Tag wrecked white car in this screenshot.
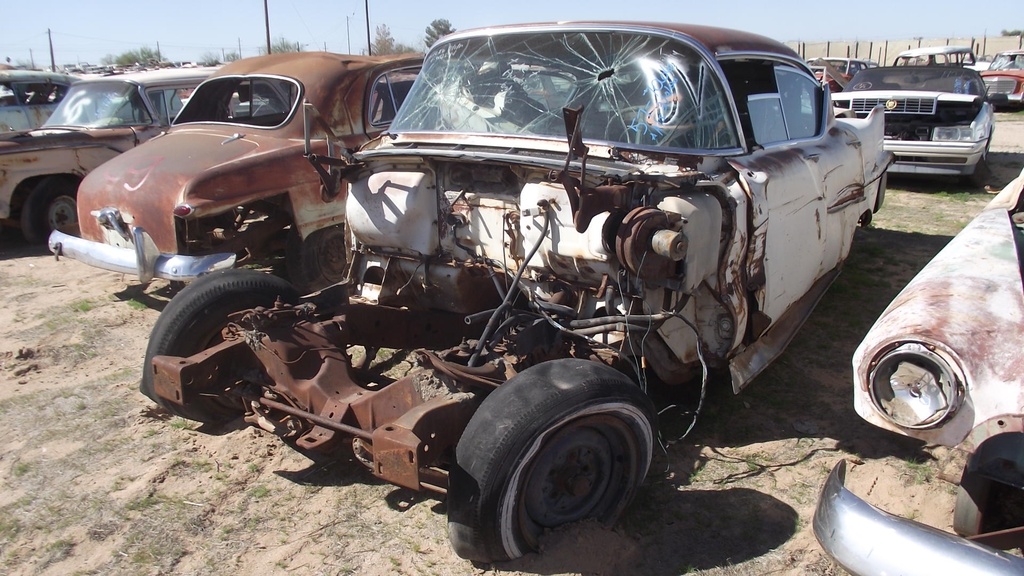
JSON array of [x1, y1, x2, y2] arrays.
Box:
[[832, 65, 1002, 184], [815, 169, 1024, 574], [143, 22, 889, 562]]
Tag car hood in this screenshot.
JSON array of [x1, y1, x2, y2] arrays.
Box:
[[0, 126, 140, 155], [77, 126, 314, 251], [852, 167, 1024, 448]]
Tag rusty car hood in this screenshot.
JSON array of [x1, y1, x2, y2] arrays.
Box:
[[0, 126, 140, 155], [77, 126, 317, 251], [852, 168, 1024, 448]]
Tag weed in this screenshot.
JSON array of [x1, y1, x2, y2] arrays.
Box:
[[126, 495, 162, 511], [904, 458, 933, 484], [70, 299, 94, 313], [169, 418, 191, 430], [126, 299, 148, 311], [13, 461, 30, 477], [250, 485, 270, 499]]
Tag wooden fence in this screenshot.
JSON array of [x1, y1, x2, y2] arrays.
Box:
[[787, 35, 1023, 65]]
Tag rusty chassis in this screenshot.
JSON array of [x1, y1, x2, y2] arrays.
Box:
[[150, 290, 559, 493]]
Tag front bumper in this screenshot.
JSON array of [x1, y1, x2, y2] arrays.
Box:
[[48, 229, 236, 282], [813, 460, 1024, 576], [884, 139, 988, 176]]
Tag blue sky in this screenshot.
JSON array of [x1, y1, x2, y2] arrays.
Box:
[[2, 0, 1020, 67]]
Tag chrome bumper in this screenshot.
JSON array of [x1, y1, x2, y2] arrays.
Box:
[[48, 229, 236, 283], [813, 460, 1024, 576]]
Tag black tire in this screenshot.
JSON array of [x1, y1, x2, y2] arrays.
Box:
[[447, 359, 656, 562], [141, 269, 299, 423], [20, 175, 80, 243], [953, 466, 992, 537], [286, 224, 349, 293]]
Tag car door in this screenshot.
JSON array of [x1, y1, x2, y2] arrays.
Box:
[[725, 60, 869, 328]]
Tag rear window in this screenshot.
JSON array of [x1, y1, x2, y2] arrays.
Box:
[[174, 76, 300, 128]]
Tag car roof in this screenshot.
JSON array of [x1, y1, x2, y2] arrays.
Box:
[[0, 69, 77, 84], [440, 21, 799, 61], [210, 52, 422, 84], [74, 67, 219, 86], [897, 46, 974, 57], [995, 49, 1024, 56]]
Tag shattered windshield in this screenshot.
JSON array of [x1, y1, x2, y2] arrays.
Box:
[[43, 82, 152, 128], [173, 76, 300, 128], [392, 30, 739, 151]]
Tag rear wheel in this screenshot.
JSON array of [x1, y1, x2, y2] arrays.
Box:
[[20, 175, 80, 243], [447, 359, 656, 562], [141, 269, 299, 423]]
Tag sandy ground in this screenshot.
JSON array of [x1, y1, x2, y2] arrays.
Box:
[[1, 115, 1023, 576]]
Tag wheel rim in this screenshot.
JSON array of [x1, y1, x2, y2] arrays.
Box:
[[47, 194, 78, 233], [309, 227, 348, 283], [516, 413, 646, 547]]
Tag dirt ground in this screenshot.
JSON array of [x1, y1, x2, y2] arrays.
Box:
[[1, 114, 1023, 576]]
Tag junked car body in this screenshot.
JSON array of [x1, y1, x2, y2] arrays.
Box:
[[832, 65, 1001, 183], [982, 50, 1024, 109], [814, 168, 1024, 573], [140, 22, 890, 562], [0, 69, 76, 132], [49, 52, 421, 291], [893, 45, 979, 67], [0, 68, 215, 243], [806, 57, 875, 92]]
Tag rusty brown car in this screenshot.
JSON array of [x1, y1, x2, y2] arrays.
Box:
[[49, 52, 421, 291], [1, 68, 215, 243], [138, 22, 890, 562]]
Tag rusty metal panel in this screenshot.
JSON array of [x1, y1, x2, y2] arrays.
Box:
[[853, 170, 1024, 448]]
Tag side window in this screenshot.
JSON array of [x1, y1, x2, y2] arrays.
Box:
[[0, 83, 16, 106], [368, 68, 419, 128], [775, 66, 820, 140], [747, 93, 788, 145]]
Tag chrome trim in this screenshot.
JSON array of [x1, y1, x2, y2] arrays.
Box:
[[48, 229, 236, 282], [813, 461, 1024, 576]]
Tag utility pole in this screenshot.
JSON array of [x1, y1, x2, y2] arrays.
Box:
[[264, 0, 272, 54], [156, 41, 161, 62], [365, 0, 372, 55], [346, 14, 353, 54], [238, 37, 242, 59], [47, 29, 55, 71]]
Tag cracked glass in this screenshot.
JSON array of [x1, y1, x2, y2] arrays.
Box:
[[391, 30, 739, 151]]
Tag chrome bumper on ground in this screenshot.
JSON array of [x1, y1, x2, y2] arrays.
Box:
[[48, 229, 236, 282], [813, 460, 1024, 576]]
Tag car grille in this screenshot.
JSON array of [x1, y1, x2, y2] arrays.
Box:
[[850, 97, 937, 114], [984, 77, 1017, 94]]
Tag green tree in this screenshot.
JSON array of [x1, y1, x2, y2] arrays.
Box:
[[259, 37, 302, 55], [1001, 29, 1023, 36], [371, 24, 417, 55], [101, 46, 161, 67], [222, 51, 241, 63], [199, 52, 222, 66], [424, 18, 455, 49]]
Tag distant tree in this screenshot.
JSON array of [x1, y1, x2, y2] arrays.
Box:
[[222, 51, 241, 63], [424, 19, 455, 48], [371, 24, 417, 55], [259, 37, 302, 55], [102, 47, 161, 67], [199, 52, 222, 66], [1001, 29, 1023, 36], [372, 24, 396, 55]]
